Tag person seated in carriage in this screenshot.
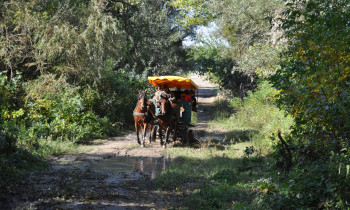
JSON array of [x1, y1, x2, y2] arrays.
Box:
[[190, 90, 197, 111], [153, 85, 176, 114], [161, 85, 176, 103], [181, 90, 192, 101], [173, 85, 182, 101]]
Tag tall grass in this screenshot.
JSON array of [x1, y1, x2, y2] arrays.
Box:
[[153, 144, 270, 209], [209, 80, 294, 155]]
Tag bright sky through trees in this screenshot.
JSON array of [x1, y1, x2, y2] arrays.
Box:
[[183, 22, 229, 47]]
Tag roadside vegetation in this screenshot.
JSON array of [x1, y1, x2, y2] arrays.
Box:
[[0, 0, 192, 188], [210, 80, 294, 156], [152, 0, 350, 208], [154, 147, 269, 209], [153, 80, 294, 209]]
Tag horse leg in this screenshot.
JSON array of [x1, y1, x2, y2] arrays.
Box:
[[163, 127, 171, 149], [173, 121, 178, 142], [135, 122, 141, 145], [151, 125, 157, 143], [148, 121, 153, 144], [141, 123, 147, 147], [159, 126, 163, 146]]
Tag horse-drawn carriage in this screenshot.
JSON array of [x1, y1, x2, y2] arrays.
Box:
[[134, 76, 198, 148]]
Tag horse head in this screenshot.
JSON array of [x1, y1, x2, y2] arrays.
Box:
[[160, 94, 171, 115], [137, 90, 148, 112]]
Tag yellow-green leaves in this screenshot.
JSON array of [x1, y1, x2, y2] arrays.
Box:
[[271, 0, 350, 157], [169, 0, 212, 28]]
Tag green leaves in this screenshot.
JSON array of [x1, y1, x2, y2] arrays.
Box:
[[268, 0, 350, 206], [169, 0, 213, 29], [272, 0, 350, 138], [210, 0, 284, 75]]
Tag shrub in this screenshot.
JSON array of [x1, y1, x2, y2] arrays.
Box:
[[18, 74, 113, 153], [211, 80, 294, 155]]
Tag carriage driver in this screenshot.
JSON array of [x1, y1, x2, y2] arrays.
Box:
[[161, 85, 176, 103], [153, 85, 176, 112], [153, 86, 162, 108]]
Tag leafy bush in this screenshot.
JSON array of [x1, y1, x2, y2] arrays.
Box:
[[255, 156, 350, 209], [271, 0, 350, 158], [211, 80, 294, 155], [0, 64, 137, 157], [0, 148, 46, 190], [0, 73, 25, 152], [19, 74, 113, 149], [263, 0, 350, 208], [187, 180, 239, 209]]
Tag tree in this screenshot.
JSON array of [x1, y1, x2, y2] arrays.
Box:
[[272, 0, 350, 153], [106, 0, 192, 76], [168, 0, 213, 29], [186, 0, 284, 97], [269, 0, 350, 206], [209, 0, 284, 76], [0, 0, 40, 81]]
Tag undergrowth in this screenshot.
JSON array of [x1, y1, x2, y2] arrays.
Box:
[[0, 149, 47, 192], [154, 79, 349, 209], [209, 80, 294, 155], [153, 144, 271, 209], [0, 71, 136, 190], [151, 80, 295, 209]]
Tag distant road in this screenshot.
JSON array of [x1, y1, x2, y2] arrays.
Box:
[[190, 73, 218, 102]]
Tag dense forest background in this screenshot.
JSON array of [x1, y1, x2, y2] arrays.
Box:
[[1, 0, 349, 208]]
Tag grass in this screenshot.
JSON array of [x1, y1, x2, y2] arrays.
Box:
[[152, 143, 270, 209], [150, 80, 294, 209], [126, 143, 142, 150], [0, 149, 47, 191], [209, 81, 294, 156]]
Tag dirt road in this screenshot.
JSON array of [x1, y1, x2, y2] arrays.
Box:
[[3, 74, 218, 209]]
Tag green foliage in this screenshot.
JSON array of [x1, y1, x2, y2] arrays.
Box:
[[272, 0, 350, 150], [0, 0, 39, 80], [239, 44, 282, 77], [108, 0, 192, 76], [211, 168, 236, 184], [169, 0, 213, 29], [211, 0, 283, 48], [271, 0, 350, 170], [208, 0, 284, 76], [188, 39, 257, 98], [0, 73, 25, 154], [255, 157, 350, 209], [153, 146, 270, 209], [187, 180, 239, 209], [19, 74, 114, 149], [210, 80, 294, 155], [0, 73, 24, 119], [0, 149, 46, 191], [266, 0, 350, 207], [33, 0, 123, 84], [187, 0, 285, 98]]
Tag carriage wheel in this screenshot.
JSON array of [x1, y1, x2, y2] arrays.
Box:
[[187, 129, 194, 144], [181, 125, 189, 144]]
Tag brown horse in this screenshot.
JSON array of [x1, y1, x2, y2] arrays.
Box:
[[133, 90, 155, 147], [157, 95, 180, 148]]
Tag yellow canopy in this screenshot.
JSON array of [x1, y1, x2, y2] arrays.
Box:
[[148, 76, 199, 90]]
